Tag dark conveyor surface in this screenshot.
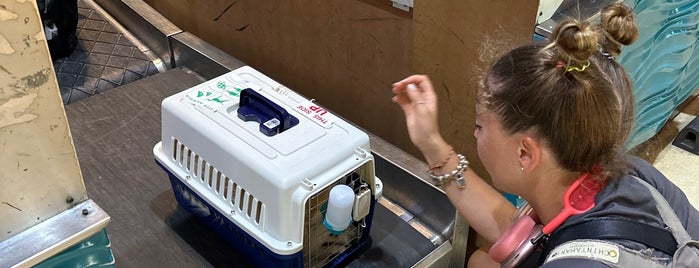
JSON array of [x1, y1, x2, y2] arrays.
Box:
[[65, 67, 436, 267], [55, 0, 159, 105]]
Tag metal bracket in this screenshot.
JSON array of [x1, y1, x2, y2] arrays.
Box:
[[392, 0, 414, 12], [0, 199, 110, 268]]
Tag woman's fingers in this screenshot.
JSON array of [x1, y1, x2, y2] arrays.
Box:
[[405, 83, 421, 102], [392, 94, 413, 116], [394, 75, 432, 92], [392, 75, 438, 117]]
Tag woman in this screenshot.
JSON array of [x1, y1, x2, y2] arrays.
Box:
[[391, 3, 699, 267]]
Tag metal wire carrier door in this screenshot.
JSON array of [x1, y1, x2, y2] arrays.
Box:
[[303, 163, 373, 267]]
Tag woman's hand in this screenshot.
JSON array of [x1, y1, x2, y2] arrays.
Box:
[[391, 75, 443, 152], [393, 75, 516, 245]]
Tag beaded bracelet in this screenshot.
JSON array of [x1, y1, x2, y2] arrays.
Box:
[[430, 154, 468, 188], [429, 153, 469, 189]]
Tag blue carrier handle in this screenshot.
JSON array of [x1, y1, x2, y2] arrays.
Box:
[[237, 88, 299, 136]]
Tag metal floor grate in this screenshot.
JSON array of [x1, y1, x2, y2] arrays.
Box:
[[54, 0, 161, 105]]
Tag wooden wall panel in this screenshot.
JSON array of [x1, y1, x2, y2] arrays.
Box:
[[143, 0, 199, 31], [0, 0, 87, 241], [412, 0, 539, 180]]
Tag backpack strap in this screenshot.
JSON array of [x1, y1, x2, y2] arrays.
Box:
[[544, 239, 667, 268], [631, 176, 692, 245], [544, 218, 677, 256]]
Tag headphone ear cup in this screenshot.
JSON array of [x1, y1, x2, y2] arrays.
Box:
[[489, 214, 537, 263]]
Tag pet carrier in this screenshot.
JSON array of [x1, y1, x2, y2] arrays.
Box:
[[153, 66, 383, 267]]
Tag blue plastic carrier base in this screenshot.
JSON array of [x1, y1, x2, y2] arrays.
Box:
[[157, 161, 374, 268]]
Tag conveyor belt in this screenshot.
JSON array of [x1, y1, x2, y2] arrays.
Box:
[[55, 0, 160, 104]]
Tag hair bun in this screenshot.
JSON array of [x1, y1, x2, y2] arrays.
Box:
[[600, 3, 639, 46], [551, 20, 599, 63]]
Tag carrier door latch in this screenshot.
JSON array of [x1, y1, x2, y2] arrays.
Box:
[[352, 184, 371, 221]]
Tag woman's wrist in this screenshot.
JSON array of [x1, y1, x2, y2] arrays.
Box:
[[429, 153, 469, 189], [427, 146, 454, 171], [418, 137, 452, 166], [416, 136, 470, 189]]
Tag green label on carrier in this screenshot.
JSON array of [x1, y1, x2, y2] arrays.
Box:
[[184, 87, 232, 113]]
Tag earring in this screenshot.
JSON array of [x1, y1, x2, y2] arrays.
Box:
[[520, 166, 525, 172]]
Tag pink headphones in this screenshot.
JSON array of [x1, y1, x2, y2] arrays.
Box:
[[488, 173, 604, 267]]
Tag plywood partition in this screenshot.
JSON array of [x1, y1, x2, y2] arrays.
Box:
[[142, 0, 538, 179], [0, 0, 87, 241], [412, 0, 539, 180]]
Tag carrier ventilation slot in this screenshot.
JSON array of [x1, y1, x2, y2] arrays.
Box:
[[303, 163, 371, 267], [172, 138, 264, 225]]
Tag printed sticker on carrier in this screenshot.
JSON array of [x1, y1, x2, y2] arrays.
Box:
[[153, 65, 382, 268], [295, 100, 338, 128]]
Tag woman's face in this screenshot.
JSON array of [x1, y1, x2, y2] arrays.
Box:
[[474, 107, 525, 194]]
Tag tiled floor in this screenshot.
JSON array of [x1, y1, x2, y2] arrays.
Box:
[[54, 0, 160, 104], [654, 116, 699, 208], [649, 98, 699, 208], [632, 95, 699, 208]]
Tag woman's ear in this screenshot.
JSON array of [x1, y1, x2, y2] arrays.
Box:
[[518, 135, 541, 172]]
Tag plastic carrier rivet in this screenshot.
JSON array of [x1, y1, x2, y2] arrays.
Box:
[[354, 148, 367, 158], [301, 179, 314, 190]]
